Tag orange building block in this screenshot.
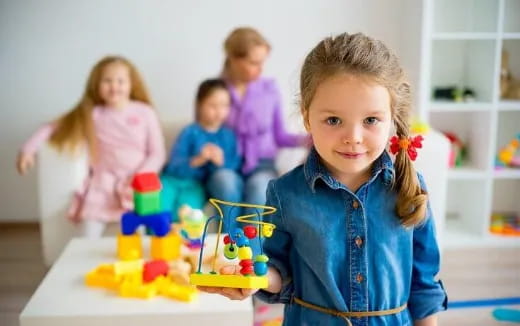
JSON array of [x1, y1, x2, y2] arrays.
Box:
[[151, 232, 181, 260], [117, 233, 143, 260]]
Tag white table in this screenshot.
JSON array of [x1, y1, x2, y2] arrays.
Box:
[[19, 237, 253, 326]]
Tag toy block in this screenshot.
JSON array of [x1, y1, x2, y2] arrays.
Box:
[[85, 264, 120, 290], [134, 191, 161, 216], [121, 211, 171, 236], [117, 233, 142, 260], [143, 260, 168, 283], [155, 276, 198, 302], [131, 172, 162, 192], [151, 232, 181, 260], [190, 273, 268, 289], [113, 259, 143, 276], [119, 280, 157, 299]]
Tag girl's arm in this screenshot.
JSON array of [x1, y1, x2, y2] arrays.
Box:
[[414, 315, 437, 326], [162, 126, 204, 179], [408, 174, 448, 321], [136, 110, 166, 173], [17, 123, 56, 175]]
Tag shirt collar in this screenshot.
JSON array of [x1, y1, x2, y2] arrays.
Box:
[[303, 147, 394, 192]]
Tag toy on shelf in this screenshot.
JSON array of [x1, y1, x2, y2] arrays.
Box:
[[85, 172, 197, 302], [433, 86, 475, 102], [443, 132, 466, 168], [190, 198, 277, 289], [490, 212, 520, 236], [500, 50, 520, 100], [177, 204, 207, 250], [495, 133, 520, 169]]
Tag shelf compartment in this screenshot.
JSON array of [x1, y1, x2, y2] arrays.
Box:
[[433, 0, 499, 33], [495, 110, 520, 170], [490, 179, 520, 237], [432, 40, 497, 103], [430, 111, 492, 171], [504, 0, 520, 33], [445, 179, 490, 239]]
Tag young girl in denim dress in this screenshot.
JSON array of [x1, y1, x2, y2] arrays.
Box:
[[199, 33, 448, 326]]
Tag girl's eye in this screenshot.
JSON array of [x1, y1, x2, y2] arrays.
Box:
[[364, 117, 379, 125], [326, 117, 341, 126]]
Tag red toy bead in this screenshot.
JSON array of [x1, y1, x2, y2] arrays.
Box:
[[239, 259, 253, 266], [223, 235, 232, 244], [243, 226, 257, 239]]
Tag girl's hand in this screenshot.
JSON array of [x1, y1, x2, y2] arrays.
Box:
[[197, 265, 259, 300], [17, 152, 35, 175]]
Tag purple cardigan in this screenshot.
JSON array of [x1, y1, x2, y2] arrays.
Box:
[[225, 78, 306, 174]]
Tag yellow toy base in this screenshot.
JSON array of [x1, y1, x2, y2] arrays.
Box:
[[190, 273, 268, 289]]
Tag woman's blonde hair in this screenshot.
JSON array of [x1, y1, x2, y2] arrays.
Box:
[[49, 56, 152, 160], [300, 32, 427, 226], [222, 27, 270, 75]]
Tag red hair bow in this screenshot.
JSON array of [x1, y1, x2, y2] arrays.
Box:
[[389, 135, 424, 161]]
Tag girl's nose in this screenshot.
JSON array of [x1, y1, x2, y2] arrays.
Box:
[[342, 127, 362, 145]]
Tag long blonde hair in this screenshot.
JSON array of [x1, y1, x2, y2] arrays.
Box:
[[300, 32, 427, 226], [49, 56, 152, 160], [222, 27, 270, 76]]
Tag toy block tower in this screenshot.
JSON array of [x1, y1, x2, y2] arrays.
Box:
[[117, 172, 181, 261]]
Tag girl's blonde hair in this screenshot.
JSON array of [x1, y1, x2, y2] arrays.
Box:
[[300, 32, 427, 226], [49, 56, 152, 160], [222, 27, 271, 75]]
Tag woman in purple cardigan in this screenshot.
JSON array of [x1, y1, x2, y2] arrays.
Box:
[[206, 27, 307, 228]]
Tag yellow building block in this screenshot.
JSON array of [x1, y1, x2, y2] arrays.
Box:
[[190, 273, 268, 289], [85, 264, 120, 291], [155, 276, 198, 302], [119, 280, 157, 299], [117, 233, 142, 260], [151, 232, 181, 260], [113, 259, 143, 276]]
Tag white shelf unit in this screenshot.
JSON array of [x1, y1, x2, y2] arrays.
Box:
[[421, 0, 520, 248]]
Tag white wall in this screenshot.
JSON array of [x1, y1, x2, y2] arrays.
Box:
[[0, 0, 419, 221]]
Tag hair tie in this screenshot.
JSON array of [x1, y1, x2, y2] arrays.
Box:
[[389, 135, 424, 161]]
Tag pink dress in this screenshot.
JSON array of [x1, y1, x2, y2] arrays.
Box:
[[21, 101, 166, 222]]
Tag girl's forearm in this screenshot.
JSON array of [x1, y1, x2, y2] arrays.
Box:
[[414, 315, 437, 326], [265, 266, 282, 294]]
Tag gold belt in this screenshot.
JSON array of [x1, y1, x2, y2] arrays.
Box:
[[293, 297, 407, 326]]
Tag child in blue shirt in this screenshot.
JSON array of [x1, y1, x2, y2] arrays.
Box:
[[161, 79, 240, 221], [198, 33, 447, 325]]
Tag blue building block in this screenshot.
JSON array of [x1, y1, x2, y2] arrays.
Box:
[[121, 211, 172, 236]]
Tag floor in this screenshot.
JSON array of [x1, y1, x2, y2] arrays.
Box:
[[1, 223, 519, 326]]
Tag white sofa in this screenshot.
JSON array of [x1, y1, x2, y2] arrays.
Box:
[[37, 130, 449, 266]]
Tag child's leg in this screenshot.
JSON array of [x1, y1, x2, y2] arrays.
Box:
[[79, 219, 107, 239], [205, 168, 244, 233], [160, 175, 181, 216]]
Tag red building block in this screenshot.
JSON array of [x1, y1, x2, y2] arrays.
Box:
[[132, 172, 162, 192], [143, 260, 169, 283]]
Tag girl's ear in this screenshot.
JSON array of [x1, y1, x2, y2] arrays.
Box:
[[302, 108, 311, 132]]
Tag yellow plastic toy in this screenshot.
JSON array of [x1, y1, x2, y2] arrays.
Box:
[[190, 198, 277, 289]]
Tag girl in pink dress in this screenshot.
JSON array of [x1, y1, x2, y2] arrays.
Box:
[[17, 56, 166, 238]]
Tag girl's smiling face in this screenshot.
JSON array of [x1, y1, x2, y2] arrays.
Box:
[[304, 73, 392, 188]]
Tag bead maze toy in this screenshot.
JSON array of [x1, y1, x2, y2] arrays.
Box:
[[85, 172, 197, 302], [190, 198, 277, 289]]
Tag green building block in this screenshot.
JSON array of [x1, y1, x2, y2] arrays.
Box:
[[134, 191, 161, 216]]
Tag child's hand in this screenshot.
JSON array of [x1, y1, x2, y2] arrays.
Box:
[[197, 265, 259, 300], [208, 145, 224, 166], [17, 152, 35, 175]]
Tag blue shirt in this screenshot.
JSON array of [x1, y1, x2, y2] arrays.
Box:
[[162, 123, 240, 181], [256, 148, 447, 326]]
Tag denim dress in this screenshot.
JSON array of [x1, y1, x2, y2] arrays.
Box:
[[256, 148, 447, 326]]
